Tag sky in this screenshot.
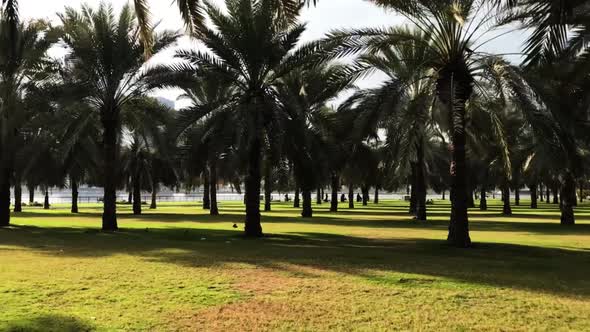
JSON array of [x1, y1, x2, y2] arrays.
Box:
[[19, 0, 529, 107]]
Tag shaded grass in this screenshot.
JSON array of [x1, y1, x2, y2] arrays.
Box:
[[1, 199, 590, 331]]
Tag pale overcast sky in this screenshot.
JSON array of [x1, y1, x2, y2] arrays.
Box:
[[20, 0, 528, 107]]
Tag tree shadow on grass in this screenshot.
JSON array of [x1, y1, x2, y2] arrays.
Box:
[[10, 205, 590, 236], [2, 225, 590, 299], [1, 314, 94, 332]]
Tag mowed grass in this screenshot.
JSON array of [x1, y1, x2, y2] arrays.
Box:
[[1, 199, 590, 331]]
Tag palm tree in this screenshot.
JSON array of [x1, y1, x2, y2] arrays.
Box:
[[56, 3, 178, 230], [56, 102, 101, 213], [322, 1, 528, 247], [277, 65, 354, 217], [345, 28, 437, 220], [0, 11, 53, 226], [151, 0, 317, 236]]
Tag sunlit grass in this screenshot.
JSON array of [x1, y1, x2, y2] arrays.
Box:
[[1, 199, 590, 331]]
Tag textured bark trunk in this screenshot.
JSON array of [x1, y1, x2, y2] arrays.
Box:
[[409, 164, 417, 214], [579, 181, 584, 203], [71, 178, 79, 213], [560, 174, 576, 225], [442, 71, 472, 247], [301, 189, 312, 218], [316, 188, 322, 205], [479, 186, 487, 211], [264, 173, 272, 211], [442, 190, 446, 200], [330, 174, 338, 212], [150, 184, 157, 210], [264, 164, 271, 212], [14, 176, 21, 213], [514, 187, 520, 206], [210, 160, 219, 216], [44, 188, 50, 210], [244, 137, 262, 237], [293, 188, 300, 208], [28, 185, 34, 204], [101, 113, 118, 231], [132, 174, 141, 215], [127, 191, 132, 204], [467, 190, 475, 208], [362, 186, 369, 206], [0, 168, 11, 227], [374, 187, 379, 204], [530, 184, 538, 209], [415, 141, 427, 221], [546, 186, 550, 204], [502, 185, 512, 215], [203, 168, 210, 210], [539, 183, 544, 202], [348, 184, 354, 209]]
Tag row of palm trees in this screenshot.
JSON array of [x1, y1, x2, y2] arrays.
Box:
[[1, 0, 589, 247]]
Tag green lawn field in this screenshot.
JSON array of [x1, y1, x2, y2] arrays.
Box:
[[1, 199, 590, 331]]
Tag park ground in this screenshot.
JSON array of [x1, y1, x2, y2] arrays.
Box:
[[1, 200, 590, 331]]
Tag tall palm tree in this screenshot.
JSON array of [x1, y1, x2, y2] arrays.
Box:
[[321, 0, 526, 247], [0, 11, 53, 226], [150, 0, 317, 236], [56, 2, 179, 230], [277, 65, 354, 217]]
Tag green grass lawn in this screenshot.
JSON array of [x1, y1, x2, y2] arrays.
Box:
[[1, 199, 590, 331]]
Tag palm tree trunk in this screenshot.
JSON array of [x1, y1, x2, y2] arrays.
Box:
[[442, 189, 446, 200], [362, 186, 369, 206], [28, 184, 34, 204], [579, 181, 584, 203], [132, 174, 141, 215], [244, 137, 262, 237], [203, 168, 210, 210], [480, 186, 487, 211], [330, 173, 338, 212], [264, 163, 271, 212], [210, 160, 219, 216], [348, 184, 354, 209], [150, 180, 157, 210], [293, 188, 300, 208], [469, 190, 476, 208], [101, 113, 118, 231], [514, 186, 520, 206], [443, 72, 472, 247], [546, 186, 551, 204], [301, 189, 312, 218], [374, 187, 379, 204], [539, 183, 544, 202], [316, 188, 322, 205], [0, 167, 11, 227], [502, 185, 512, 215], [560, 173, 576, 225], [44, 188, 50, 210], [409, 164, 417, 214], [415, 141, 427, 221], [14, 175, 22, 213], [530, 184, 538, 209], [71, 177, 79, 213]]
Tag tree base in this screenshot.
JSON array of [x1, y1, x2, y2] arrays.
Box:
[[244, 223, 263, 237], [102, 215, 118, 231]]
